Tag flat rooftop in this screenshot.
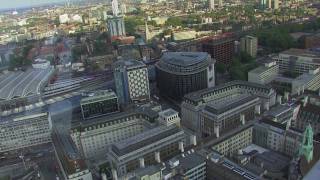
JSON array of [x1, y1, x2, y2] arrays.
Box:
[[265, 104, 291, 117], [249, 63, 277, 74], [113, 59, 146, 70], [160, 52, 209, 67], [0, 68, 54, 101], [280, 48, 320, 60], [80, 90, 117, 105], [175, 152, 206, 172], [204, 95, 259, 114], [159, 108, 178, 117], [184, 80, 274, 102], [111, 125, 183, 156]]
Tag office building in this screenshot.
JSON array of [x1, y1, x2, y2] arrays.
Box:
[[240, 35, 258, 58], [182, 81, 276, 133], [209, 0, 215, 10], [273, 48, 320, 75], [211, 125, 253, 157], [80, 90, 119, 119], [162, 152, 206, 180], [109, 125, 185, 176], [272, 68, 320, 95], [113, 59, 150, 104], [260, 0, 267, 9], [291, 68, 320, 95], [199, 94, 259, 138], [0, 113, 51, 153], [158, 108, 181, 127], [253, 119, 303, 157], [274, 0, 279, 9], [121, 164, 163, 180], [107, 0, 126, 39], [70, 108, 158, 159], [107, 16, 126, 39], [206, 152, 259, 180], [156, 52, 215, 100], [264, 104, 295, 125], [248, 61, 279, 85], [52, 130, 93, 180], [202, 37, 234, 66]]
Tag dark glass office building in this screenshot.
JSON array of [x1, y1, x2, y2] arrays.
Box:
[[80, 90, 119, 119], [156, 52, 215, 100]]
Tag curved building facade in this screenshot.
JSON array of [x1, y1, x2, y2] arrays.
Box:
[[156, 52, 215, 100]]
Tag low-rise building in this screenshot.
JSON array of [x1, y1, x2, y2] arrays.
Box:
[[291, 68, 320, 95], [272, 68, 320, 95], [273, 48, 320, 75], [182, 80, 276, 133], [80, 90, 119, 120], [248, 61, 279, 85], [253, 119, 303, 157], [211, 125, 253, 157], [199, 94, 259, 138], [0, 112, 51, 153], [264, 104, 294, 125], [70, 108, 158, 159], [109, 125, 185, 177], [158, 108, 180, 127], [163, 152, 206, 180], [52, 130, 93, 180]]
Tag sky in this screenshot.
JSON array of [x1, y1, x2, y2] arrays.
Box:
[[0, 0, 67, 10]]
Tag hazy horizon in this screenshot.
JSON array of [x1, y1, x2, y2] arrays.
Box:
[[0, 0, 83, 10]]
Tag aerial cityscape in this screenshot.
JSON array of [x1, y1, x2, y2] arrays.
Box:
[[0, 0, 320, 179]]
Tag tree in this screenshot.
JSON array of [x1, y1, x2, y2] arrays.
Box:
[[124, 17, 144, 35], [230, 66, 246, 80], [239, 51, 254, 63], [165, 17, 183, 27], [215, 63, 226, 74]]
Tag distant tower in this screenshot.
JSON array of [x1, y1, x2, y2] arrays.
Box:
[[112, 0, 120, 16], [145, 20, 150, 42], [209, 0, 215, 10], [218, 0, 223, 7], [107, 0, 126, 40], [299, 124, 314, 163], [120, 3, 127, 14]]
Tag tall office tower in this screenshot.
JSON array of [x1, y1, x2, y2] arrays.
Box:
[[113, 59, 150, 104], [268, 0, 272, 9], [274, 0, 279, 9], [240, 35, 258, 58], [209, 0, 215, 10], [156, 52, 215, 100], [120, 3, 127, 14], [260, 0, 267, 9], [80, 90, 119, 120], [107, 0, 126, 39], [112, 0, 119, 16], [107, 16, 126, 38], [0, 113, 51, 153], [202, 37, 235, 66]]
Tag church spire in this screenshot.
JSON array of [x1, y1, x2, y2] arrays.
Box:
[[299, 124, 314, 163]]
